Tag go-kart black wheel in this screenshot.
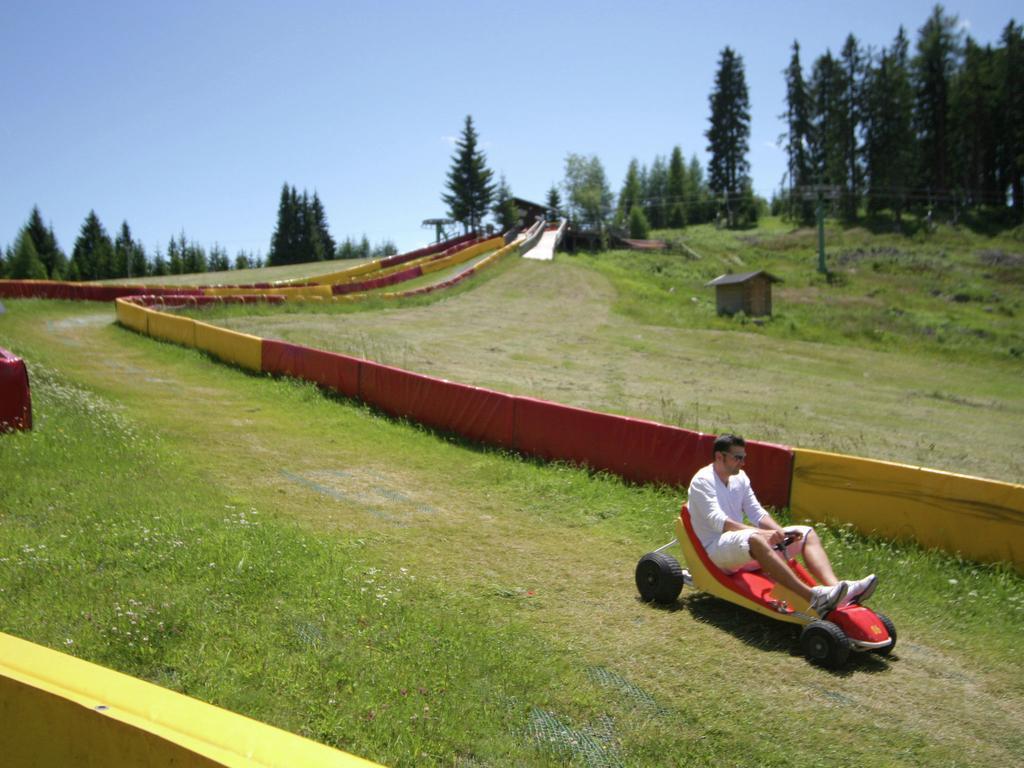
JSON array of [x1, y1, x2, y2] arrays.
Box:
[[872, 612, 897, 655], [635, 552, 684, 605], [800, 620, 851, 668]]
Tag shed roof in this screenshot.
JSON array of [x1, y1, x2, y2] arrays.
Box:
[[705, 270, 782, 287]]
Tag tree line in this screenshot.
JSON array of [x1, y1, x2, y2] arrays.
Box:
[[557, 3, 1022, 239], [0, 206, 266, 281], [780, 5, 1023, 226], [1, 189, 399, 281]]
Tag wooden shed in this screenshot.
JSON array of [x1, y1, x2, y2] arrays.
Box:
[[705, 270, 781, 317]]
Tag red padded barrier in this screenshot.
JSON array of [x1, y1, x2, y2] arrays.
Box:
[[741, 439, 795, 509], [378, 232, 477, 269], [332, 265, 424, 295], [261, 340, 361, 398], [0, 347, 32, 431], [511, 397, 793, 506], [512, 397, 707, 486], [359, 361, 516, 448]]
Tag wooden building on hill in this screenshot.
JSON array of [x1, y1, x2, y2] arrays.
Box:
[[705, 270, 781, 317], [510, 197, 549, 227]]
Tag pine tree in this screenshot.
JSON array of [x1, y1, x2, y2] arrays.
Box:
[[838, 34, 865, 221], [301, 191, 327, 262], [615, 159, 643, 226], [864, 27, 916, 225], [628, 205, 651, 239], [782, 41, 814, 222], [808, 51, 845, 195], [492, 175, 520, 232], [152, 247, 169, 276], [545, 185, 563, 220], [208, 244, 230, 272], [706, 47, 752, 227], [442, 115, 495, 233], [180, 234, 207, 274], [913, 4, 963, 206], [644, 155, 668, 228], [70, 211, 114, 281], [167, 236, 183, 274], [269, 183, 296, 266], [686, 155, 707, 223], [10, 230, 48, 279], [25, 206, 67, 278], [950, 38, 1001, 209], [131, 237, 148, 278], [667, 146, 687, 228], [310, 193, 336, 260], [998, 20, 1024, 220], [113, 221, 147, 279]]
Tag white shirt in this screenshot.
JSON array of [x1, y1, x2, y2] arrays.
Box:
[[687, 463, 769, 549]]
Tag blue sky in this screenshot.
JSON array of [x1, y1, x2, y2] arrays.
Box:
[[1, 1, 1019, 258]]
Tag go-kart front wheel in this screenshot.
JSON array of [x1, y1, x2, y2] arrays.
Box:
[[872, 612, 897, 655], [800, 620, 851, 668], [635, 552, 684, 605]]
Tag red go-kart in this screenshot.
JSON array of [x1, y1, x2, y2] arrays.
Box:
[[635, 505, 896, 668]]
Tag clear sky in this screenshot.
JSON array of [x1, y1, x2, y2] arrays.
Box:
[[1, 1, 1019, 259]]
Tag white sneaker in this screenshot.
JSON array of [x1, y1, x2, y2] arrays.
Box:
[[809, 582, 848, 617], [842, 574, 878, 606]]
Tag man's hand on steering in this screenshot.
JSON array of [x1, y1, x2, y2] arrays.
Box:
[[754, 528, 785, 547]]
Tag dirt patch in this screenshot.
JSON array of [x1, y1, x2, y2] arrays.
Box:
[[834, 246, 910, 266], [775, 285, 883, 307], [977, 249, 1024, 268]]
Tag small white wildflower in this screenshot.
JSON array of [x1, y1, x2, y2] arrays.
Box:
[[948, 579, 958, 585]]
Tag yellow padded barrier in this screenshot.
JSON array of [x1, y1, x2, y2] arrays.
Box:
[[115, 299, 150, 334], [0, 632, 382, 767], [419, 237, 502, 275], [206, 285, 332, 299], [285, 258, 383, 286], [193, 321, 262, 372], [148, 311, 197, 348], [791, 449, 1024, 569]]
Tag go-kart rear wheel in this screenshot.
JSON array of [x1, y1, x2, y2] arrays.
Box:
[[800, 620, 851, 668], [872, 612, 897, 655], [635, 552, 684, 605]]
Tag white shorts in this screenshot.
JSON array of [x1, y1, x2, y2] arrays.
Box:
[[705, 525, 814, 573]]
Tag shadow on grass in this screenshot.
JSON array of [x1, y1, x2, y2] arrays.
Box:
[[643, 591, 895, 677]]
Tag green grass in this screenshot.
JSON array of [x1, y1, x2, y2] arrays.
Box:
[[2, 298, 1023, 766]]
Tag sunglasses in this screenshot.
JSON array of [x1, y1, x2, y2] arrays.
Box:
[[725, 453, 746, 461]]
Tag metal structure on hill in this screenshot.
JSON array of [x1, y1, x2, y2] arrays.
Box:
[[422, 218, 456, 244]]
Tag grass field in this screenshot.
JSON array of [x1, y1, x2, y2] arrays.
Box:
[[2, 290, 1023, 766], [190, 219, 1024, 482]]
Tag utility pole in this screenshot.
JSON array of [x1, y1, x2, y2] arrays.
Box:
[[799, 185, 838, 275], [816, 192, 827, 274]]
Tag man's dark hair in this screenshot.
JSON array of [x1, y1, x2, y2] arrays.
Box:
[[713, 433, 745, 456]]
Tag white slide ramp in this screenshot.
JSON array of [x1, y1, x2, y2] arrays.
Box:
[[523, 219, 566, 261]]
